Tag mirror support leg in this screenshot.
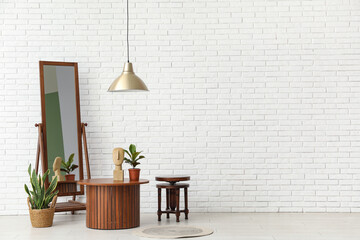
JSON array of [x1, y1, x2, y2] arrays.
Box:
[[35, 136, 40, 174], [82, 123, 91, 179], [35, 123, 45, 175]]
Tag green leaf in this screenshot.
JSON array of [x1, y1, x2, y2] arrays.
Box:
[[28, 164, 31, 176], [44, 190, 58, 208], [42, 169, 50, 184], [129, 144, 136, 155], [124, 150, 131, 158], [136, 155, 145, 161], [30, 172, 36, 194], [70, 164, 78, 172], [35, 195, 41, 209], [32, 170, 40, 196], [132, 151, 141, 161], [68, 153, 74, 162], [124, 158, 135, 168], [45, 177, 58, 197], [24, 184, 31, 197], [60, 168, 69, 174], [68, 154, 74, 166], [38, 175, 42, 189], [29, 198, 35, 209], [40, 183, 45, 209], [61, 160, 67, 168]]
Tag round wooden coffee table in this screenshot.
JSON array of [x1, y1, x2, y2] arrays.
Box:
[[78, 178, 149, 230]]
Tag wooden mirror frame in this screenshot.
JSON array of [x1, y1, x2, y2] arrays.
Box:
[[39, 61, 85, 195]]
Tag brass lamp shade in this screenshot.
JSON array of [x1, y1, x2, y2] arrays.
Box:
[[108, 62, 148, 92]]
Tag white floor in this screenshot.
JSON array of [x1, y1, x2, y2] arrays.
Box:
[[1, 213, 360, 240]]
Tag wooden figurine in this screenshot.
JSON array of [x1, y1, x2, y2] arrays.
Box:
[[113, 148, 124, 181], [53, 156, 65, 181]]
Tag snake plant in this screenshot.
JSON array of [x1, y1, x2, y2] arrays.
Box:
[[124, 144, 145, 168], [24, 164, 59, 209]]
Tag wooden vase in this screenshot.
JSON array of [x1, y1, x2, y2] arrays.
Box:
[[129, 168, 140, 181]]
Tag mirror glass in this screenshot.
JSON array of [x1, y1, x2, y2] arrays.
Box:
[[42, 64, 80, 181]]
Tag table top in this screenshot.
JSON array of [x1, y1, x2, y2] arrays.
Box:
[[155, 176, 190, 182], [78, 178, 149, 186]]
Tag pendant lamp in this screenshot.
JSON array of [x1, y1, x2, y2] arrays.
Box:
[[108, 0, 148, 92]]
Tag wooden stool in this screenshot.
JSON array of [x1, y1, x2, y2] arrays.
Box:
[[155, 176, 190, 222]]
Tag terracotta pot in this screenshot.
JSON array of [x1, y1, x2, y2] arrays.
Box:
[[28, 196, 57, 228], [65, 174, 75, 181], [129, 168, 140, 181]]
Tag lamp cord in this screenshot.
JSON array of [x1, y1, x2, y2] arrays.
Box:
[[127, 0, 129, 63]]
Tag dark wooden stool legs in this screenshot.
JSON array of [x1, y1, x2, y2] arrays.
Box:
[[157, 183, 189, 222], [184, 187, 188, 219], [166, 189, 170, 218], [176, 189, 180, 222], [157, 188, 161, 221], [169, 189, 177, 210]]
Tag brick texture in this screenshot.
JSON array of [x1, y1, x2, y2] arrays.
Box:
[[1, 0, 360, 214]]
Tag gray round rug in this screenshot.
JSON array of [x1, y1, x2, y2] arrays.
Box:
[[134, 225, 214, 239]]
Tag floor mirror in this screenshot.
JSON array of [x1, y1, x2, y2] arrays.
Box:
[[36, 61, 91, 213]]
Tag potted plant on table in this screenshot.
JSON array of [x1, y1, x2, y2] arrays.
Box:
[[61, 153, 78, 181], [24, 164, 59, 228], [124, 144, 145, 181]]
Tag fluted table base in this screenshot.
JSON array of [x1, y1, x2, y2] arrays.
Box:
[[85, 184, 140, 229]]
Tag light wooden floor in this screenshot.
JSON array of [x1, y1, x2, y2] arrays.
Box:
[[1, 213, 360, 240]]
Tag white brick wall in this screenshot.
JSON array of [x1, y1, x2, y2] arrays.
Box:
[[1, 0, 360, 215]]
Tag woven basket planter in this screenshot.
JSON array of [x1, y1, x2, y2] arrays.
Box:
[[27, 196, 57, 228]]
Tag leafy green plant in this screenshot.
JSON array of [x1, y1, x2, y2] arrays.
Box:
[[124, 144, 145, 168], [61, 153, 78, 174], [24, 164, 59, 209]]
